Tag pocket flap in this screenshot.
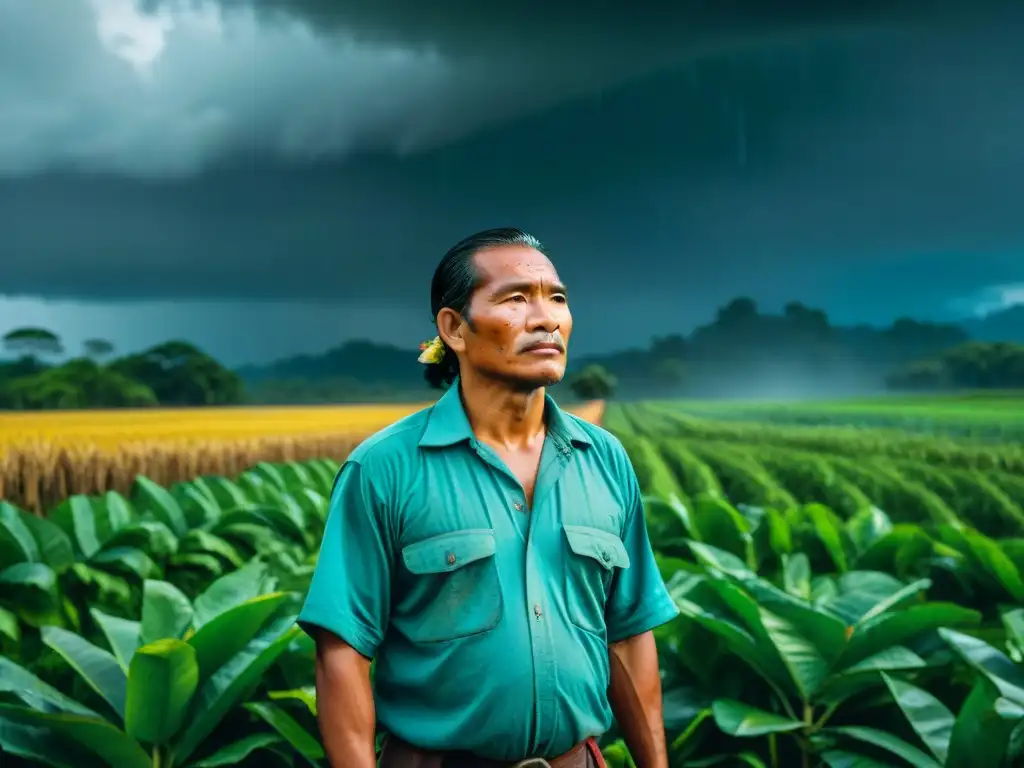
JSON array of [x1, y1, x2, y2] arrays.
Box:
[[402, 529, 496, 575], [564, 525, 630, 570]]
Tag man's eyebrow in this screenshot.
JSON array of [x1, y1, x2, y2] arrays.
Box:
[[494, 280, 569, 296]]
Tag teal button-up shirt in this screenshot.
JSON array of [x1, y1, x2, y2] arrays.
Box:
[[297, 383, 679, 760]]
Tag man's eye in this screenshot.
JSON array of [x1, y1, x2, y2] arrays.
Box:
[[552, 294, 567, 303], [508, 294, 527, 303]]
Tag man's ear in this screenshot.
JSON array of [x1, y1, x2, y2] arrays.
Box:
[[436, 307, 467, 354]]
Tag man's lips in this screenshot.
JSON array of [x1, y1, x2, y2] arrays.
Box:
[[522, 342, 564, 355]]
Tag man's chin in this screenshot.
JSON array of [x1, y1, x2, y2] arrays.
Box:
[[515, 362, 565, 390]]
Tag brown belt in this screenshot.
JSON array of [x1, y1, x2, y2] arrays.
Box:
[[379, 734, 606, 768]]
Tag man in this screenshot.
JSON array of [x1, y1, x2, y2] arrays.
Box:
[[298, 228, 678, 768]]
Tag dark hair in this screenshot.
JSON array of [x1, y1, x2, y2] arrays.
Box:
[[425, 227, 545, 389]]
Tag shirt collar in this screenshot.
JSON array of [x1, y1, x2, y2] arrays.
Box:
[[418, 376, 593, 450]]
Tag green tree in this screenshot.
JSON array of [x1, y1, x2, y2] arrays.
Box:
[[83, 338, 115, 362], [2, 327, 63, 360], [567, 364, 617, 400], [110, 341, 245, 406]]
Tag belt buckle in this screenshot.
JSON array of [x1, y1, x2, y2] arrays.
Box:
[[510, 761, 551, 768]]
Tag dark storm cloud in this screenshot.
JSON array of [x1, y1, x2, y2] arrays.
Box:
[[1, 0, 1022, 341]]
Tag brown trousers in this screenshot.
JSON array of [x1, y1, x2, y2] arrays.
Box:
[[378, 735, 607, 768]]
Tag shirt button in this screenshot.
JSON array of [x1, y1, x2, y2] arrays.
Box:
[[534, 603, 542, 619], [514, 502, 524, 512], [447, 552, 456, 565]]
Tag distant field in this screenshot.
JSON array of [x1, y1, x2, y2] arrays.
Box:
[[0, 402, 435, 451], [0, 400, 605, 512], [641, 390, 1024, 440]]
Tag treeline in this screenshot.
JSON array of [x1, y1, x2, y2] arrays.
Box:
[[886, 341, 1024, 391], [2, 295, 1022, 409], [0, 328, 243, 409], [582, 298, 1021, 397]]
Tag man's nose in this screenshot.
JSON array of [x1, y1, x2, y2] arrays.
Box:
[[526, 297, 563, 332]]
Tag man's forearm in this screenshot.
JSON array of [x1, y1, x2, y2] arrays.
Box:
[[315, 631, 377, 768], [607, 631, 669, 768]]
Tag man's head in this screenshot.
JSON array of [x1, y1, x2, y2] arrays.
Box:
[[425, 227, 572, 392]]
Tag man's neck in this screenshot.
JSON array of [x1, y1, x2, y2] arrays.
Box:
[[457, 374, 548, 451]]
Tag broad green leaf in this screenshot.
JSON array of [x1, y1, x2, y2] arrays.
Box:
[[843, 646, 926, 674], [808, 503, 850, 573], [882, 673, 954, 764], [939, 628, 1024, 705], [179, 529, 244, 568], [824, 571, 910, 625], [825, 725, 942, 768], [963, 529, 1024, 602], [132, 476, 188, 537], [191, 560, 269, 629], [687, 541, 756, 581], [673, 597, 786, 691], [268, 686, 317, 716], [0, 703, 149, 768], [125, 638, 199, 744], [0, 656, 100, 716], [91, 546, 158, 579], [90, 608, 141, 671], [0, 606, 19, 643], [0, 501, 39, 562], [1002, 607, 1024, 662], [245, 702, 324, 764], [171, 617, 301, 764], [858, 579, 931, 624], [189, 731, 284, 767], [602, 739, 637, 768], [140, 579, 194, 644], [841, 603, 981, 668], [783, 553, 811, 600], [691, 496, 752, 562], [41, 626, 127, 720], [946, 677, 1023, 768], [0, 562, 60, 626], [820, 750, 894, 768], [50, 496, 103, 559], [188, 592, 291, 678], [0, 716, 97, 768], [710, 699, 803, 737], [19, 511, 75, 572], [101, 491, 136, 532], [846, 507, 893, 554]]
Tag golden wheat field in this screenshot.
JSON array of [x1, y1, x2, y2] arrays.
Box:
[[0, 400, 605, 513]]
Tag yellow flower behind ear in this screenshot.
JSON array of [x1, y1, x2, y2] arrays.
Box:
[[418, 336, 446, 364]]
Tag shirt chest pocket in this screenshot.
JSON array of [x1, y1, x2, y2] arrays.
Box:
[[563, 524, 630, 636], [397, 529, 503, 644]]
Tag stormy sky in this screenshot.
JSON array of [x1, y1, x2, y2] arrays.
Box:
[[1, 0, 1023, 366]]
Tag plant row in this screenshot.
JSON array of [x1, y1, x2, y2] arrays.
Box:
[[610, 406, 1024, 538], [609, 402, 1024, 475]]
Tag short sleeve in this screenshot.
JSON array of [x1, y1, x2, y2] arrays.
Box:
[[605, 453, 680, 644], [297, 460, 393, 658]]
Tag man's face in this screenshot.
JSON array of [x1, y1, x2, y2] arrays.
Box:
[[455, 244, 572, 390]]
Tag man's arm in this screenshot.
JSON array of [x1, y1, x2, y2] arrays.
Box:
[[608, 631, 668, 768], [297, 459, 394, 768], [314, 629, 377, 768], [604, 439, 680, 768]]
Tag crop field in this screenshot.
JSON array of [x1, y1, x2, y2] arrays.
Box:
[[0, 395, 1022, 767], [645, 391, 1024, 441], [0, 400, 605, 513]]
